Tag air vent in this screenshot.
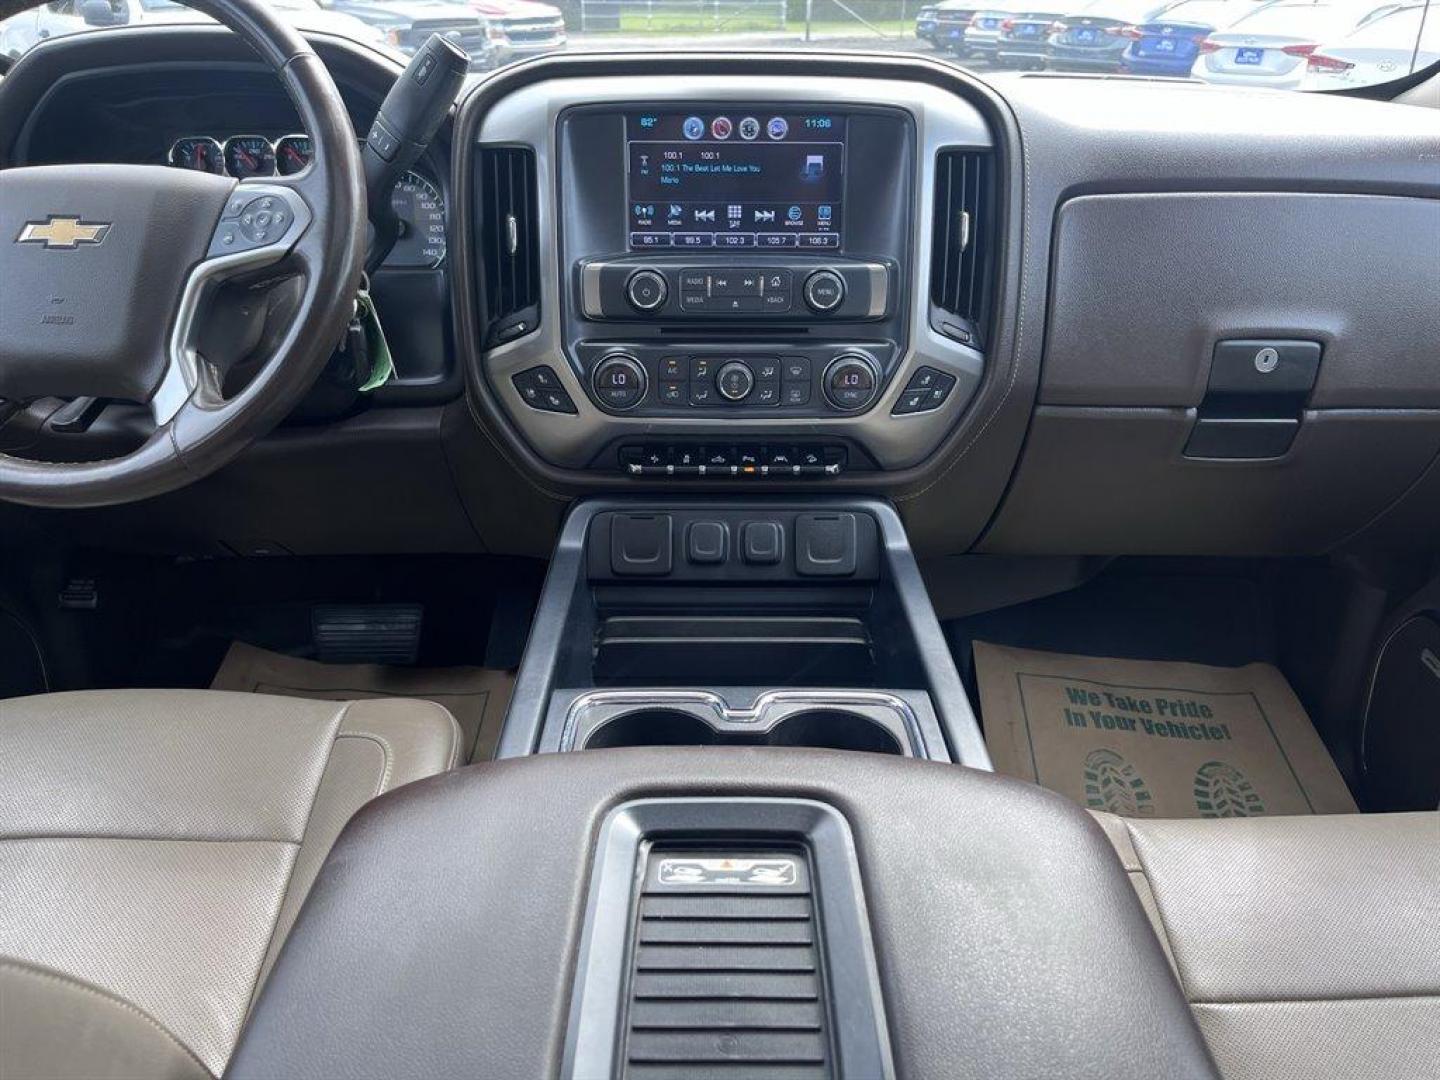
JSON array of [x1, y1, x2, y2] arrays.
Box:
[[623, 850, 831, 1079], [930, 149, 997, 348], [475, 145, 539, 348]]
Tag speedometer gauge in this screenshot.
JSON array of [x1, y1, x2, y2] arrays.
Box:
[[223, 135, 276, 179], [169, 136, 224, 174], [386, 171, 447, 269]]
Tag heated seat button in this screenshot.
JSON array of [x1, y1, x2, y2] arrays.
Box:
[[512, 366, 577, 414], [892, 366, 956, 415], [686, 521, 729, 565], [742, 521, 784, 565]]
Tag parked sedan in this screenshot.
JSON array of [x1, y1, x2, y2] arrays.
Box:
[[931, 1, 982, 52], [965, 0, 1025, 60], [995, 0, 1086, 68], [1192, 0, 1395, 89], [1119, 0, 1264, 76], [1303, 1, 1440, 88], [1047, 0, 1177, 71]]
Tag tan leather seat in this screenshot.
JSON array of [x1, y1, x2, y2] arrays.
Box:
[[1094, 811, 1440, 1080], [0, 689, 461, 1080]]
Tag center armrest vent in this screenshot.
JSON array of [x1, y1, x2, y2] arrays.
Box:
[[623, 848, 832, 1078], [930, 148, 996, 347], [476, 145, 539, 348]]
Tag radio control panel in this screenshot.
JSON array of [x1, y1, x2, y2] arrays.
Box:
[[580, 260, 890, 321]]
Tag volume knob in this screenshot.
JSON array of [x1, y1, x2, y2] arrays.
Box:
[[625, 269, 668, 312]]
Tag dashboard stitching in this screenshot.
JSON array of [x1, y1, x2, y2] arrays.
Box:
[[896, 107, 1027, 505]]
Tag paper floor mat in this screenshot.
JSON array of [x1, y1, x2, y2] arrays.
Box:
[[211, 641, 514, 763], [973, 642, 1356, 818]]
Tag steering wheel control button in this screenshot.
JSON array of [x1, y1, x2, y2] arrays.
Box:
[[625, 269, 669, 312], [892, 366, 957, 415], [592, 354, 647, 411], [824, 354, 879, 411], [512, 366, 577, 415], [716, 361, 756, 402], [803, 270, 846, 313]]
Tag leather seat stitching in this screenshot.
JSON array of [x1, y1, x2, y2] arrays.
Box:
[[0, 957, 213, 1078]]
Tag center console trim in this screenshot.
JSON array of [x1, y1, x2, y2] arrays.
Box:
[[558, 687, 930, 756]]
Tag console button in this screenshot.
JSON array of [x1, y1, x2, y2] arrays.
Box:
[[717, 361, 756, 402], [803, 270, 846, 313], [511, 366, 577, 414], [782, 383, 811, 406], [592, 354, 647, 411], [659, 356, 687, 379], [782, 358, 811, 382], [754, 381, 780, 406], [610, 514, 673, 577], [795, 513, 858, 577], [625, 269, 668, 312], [659, 381, 686, 405], [824, 354, 879, 412], [689, 381, 716, 406], [686, 521, 729, 565], [742, 521, 784, 565], [689, 357, 715, 380], [893, 366, 958, 415]]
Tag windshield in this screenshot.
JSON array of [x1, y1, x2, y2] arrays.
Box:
[[2, 0, 1435, 91]]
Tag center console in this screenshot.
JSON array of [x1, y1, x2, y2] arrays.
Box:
[[495, 497, 991, 768], [470, 75, 995, 476]]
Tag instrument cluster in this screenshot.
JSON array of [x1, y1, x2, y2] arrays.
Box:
[[167, 133, 447, 269]]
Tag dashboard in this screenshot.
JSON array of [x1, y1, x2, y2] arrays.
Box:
[[2, 29, 1440, 563]]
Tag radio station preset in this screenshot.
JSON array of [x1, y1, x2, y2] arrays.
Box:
[[625, 110, 845, 250]]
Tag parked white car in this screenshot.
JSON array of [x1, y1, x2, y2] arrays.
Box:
[[1, 0, 384, 62], [964, 0, 1027, 59], [1302, 1, 1440, 88], [1191, 0, 1408, 89]]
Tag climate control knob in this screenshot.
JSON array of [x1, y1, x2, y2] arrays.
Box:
[[803, 270, 846, 313], [823, 353, 880, 412], [625, 269, 668, 312], [716, 361, 756, 402], [592, 354, 648, 411]]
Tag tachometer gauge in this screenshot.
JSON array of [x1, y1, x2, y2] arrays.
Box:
[[169, 136, 224, 174], [223, 135, 276, 179], [274, 134, 313, 176], [386, 171, 447, 269]]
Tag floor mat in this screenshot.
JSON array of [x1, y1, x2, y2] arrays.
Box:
[[974, 642, 1356, 818], [211, 641, 514, 763]]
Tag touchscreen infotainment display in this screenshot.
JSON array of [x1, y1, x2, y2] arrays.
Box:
[[625, 110, 845, 251]]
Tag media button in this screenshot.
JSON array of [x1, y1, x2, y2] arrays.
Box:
[[680, 271, 708, 292], [738, 116, 761, 140], [711, 116, 733, 139]]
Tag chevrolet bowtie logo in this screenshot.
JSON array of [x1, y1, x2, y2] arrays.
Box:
[[17, 216, 112, 249]]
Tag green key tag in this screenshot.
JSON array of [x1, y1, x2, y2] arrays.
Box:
[[355, 285, 395, 392]]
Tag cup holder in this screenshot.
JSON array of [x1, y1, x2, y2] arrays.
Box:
[[580, 703, 906, 756]]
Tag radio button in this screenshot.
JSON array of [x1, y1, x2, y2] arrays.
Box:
[[717, 361, 756, 402], [804, 270, 846, 313], [625, 270, 668, 312]]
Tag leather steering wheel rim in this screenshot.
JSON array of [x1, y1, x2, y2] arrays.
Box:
[[0, 0, 366, 508]]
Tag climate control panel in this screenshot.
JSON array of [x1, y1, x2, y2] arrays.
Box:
[[573, 343, 894, 417], [580, 260, 890, 321]]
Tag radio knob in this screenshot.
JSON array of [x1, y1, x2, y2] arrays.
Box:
[[716, 361, 756, 402], [592, 354, 648, 411], [803, 270, 846, 313], [625, 269, 668, 313], [823, 353, 880, 412]]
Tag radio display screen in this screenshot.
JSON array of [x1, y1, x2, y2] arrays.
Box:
[[625, 110, 845, 251]]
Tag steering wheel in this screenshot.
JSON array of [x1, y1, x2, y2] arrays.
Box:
[[0, 0, 365, 507]]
